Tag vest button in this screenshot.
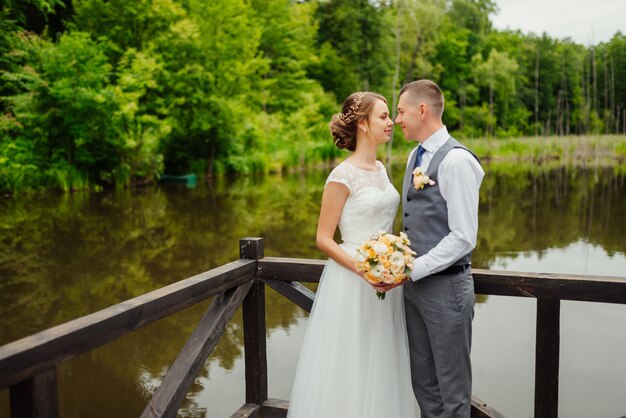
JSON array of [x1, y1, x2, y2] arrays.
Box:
[[407, 198, 412, 202], [404, 213, 409, 217], [404, 227, 408, 231]]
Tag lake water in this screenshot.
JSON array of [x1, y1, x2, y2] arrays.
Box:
[[1, 162, 625, 418]]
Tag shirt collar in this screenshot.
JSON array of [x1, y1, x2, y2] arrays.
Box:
[[421, 126, 449, 153]]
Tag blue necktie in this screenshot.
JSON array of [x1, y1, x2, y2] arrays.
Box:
[[414, 145, 426, 169]]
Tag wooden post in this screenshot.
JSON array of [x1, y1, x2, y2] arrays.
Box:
[[10, 368, 59, 418], [240, 237, 264, 261], [241, 238, 267, 405], [534, 298, 560, 418]]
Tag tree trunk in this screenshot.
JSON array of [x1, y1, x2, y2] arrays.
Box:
[[604, 50, 609, 134], [535, 49, 540, 136], [611, 55, 616, 133], [557, 59, 566, 136], [460, 81, 466, 132], [387, 0, 402, 170], [208, 130, 216, 178], [489, 81, 494, 137], [580, 56, 586, 134], [563, 60, 570, 135], [404, 30, 423, 85], [592, 46, 597, 115], [556, 89, 562, 136]]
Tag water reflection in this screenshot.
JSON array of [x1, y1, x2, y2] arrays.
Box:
[[471, 164, 626, 268], [0, 162, 625, 417]]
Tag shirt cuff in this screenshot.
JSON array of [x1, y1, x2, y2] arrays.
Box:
[[410, 257, 430, 281]]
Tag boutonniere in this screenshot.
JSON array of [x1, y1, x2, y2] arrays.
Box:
[[412, 167, 436, 190]]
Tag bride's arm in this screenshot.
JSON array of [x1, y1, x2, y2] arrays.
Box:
[[316, 182, 362, 275]]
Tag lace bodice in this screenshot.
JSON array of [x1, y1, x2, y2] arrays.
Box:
[[325, 161, 400, 247]]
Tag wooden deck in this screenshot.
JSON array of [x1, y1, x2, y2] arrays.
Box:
[[1, 237, 625, 418]]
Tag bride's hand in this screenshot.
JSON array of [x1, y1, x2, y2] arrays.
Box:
[[356, 269, 379, 287], [373, 280, 406, 292]]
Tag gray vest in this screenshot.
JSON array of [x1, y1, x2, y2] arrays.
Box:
[[402, 136, 479, 266]]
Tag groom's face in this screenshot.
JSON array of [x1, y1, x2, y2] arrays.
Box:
[[395, 93, 422, 142]]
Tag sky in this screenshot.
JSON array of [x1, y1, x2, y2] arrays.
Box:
[[490, 0, 626, 45]]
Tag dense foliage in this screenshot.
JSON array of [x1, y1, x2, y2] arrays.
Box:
[[1, 0, 625, 192]]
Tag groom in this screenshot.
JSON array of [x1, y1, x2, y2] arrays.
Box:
[[396, 80, 483, 418]]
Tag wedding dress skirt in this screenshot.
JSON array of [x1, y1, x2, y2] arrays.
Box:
[[286, 245, 418, 418]]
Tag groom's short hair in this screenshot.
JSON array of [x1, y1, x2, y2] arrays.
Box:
[[400, 80, 444, 118]]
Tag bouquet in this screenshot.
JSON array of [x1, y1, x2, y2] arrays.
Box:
[[355, 231, 416, 300]]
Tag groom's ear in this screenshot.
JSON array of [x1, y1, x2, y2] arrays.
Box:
[[418, 103, 427, 118]]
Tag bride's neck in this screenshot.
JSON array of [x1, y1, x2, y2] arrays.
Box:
[[351, 141, 378, 167]]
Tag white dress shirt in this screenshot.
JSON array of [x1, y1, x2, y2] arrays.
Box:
[[407, 126, 485, 281]]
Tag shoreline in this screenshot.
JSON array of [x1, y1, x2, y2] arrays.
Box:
[[3, 135, 625, 195]]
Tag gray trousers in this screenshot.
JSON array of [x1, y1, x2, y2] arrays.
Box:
[[404, 269, 475, 418]]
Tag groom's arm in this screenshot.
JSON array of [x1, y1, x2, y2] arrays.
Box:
[[409, 149, 484, 281]]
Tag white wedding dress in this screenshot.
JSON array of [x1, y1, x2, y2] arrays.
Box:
[[287, 161, 418, 418]]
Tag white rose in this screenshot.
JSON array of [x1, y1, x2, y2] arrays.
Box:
[[370, 264, 384, 278], [355, 250, 367, 263], [373, 242, 389, 255], [389, 251, 405, 267], [390, 263, 404, 275], [381, 268, 394, 284]]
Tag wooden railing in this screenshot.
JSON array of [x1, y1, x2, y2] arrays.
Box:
[[1, 237, 625, 418]]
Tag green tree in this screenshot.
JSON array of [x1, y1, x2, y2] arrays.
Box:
[[314, 0, 394, 99], [397, 0, 446, 85], [250, 0, 338, 167], [71, 0, 187, 58], [447, 0, 496, 58], [3, 31, 123, 190], [472, 48, 519, 136], [1, 0, 69, 36], [155, 0, 268, 176], [113, 49, 168, 184]]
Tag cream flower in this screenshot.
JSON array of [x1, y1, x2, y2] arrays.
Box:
[[373, 242, 389, 255], [389, 251, 405, 266], [381, 268, 394, 284], [370, 264, 384, 278], [387, 234, 402, 245], [390, 263, 405, 275], [412, 167, 436, 190]]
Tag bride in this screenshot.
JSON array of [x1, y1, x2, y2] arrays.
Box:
[[287, 92, 418, 418]]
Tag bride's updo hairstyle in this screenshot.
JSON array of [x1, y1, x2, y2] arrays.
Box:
[[329, 91, 387, 151]]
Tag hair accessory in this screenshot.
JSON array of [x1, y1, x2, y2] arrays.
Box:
[[341, 92, 371, 123]]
